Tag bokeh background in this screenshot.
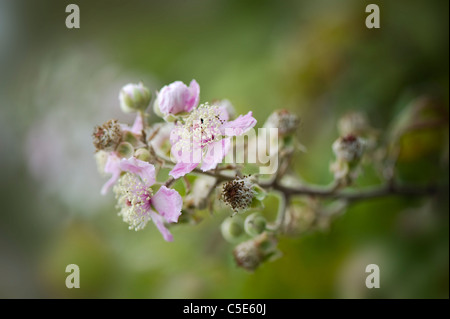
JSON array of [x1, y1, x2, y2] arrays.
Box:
[[0, 0, 448, 298]]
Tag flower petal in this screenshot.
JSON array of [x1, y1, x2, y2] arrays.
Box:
[[119, 157, 156, 186], [201, 138, 231, 171], [149, 210, 174, 242], [169, 162, 199, 179], [151, 186, 183, 223], [220, 111, 257, 136], [158, 80, 200, 115], [130, 112, 144, 135], [101, 153, 121, 195], [185, 79, 200, 112]]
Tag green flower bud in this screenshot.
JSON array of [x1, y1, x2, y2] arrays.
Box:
[[244, 213, 267, 237], [153, 98, 164, 118], [119, 82, 151, 113], [116, 141, 134, 158], [221, 216, 245, 243], [134, 148, 151, 162]]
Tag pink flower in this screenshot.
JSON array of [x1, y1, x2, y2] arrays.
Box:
[[157, 80, 200, 115], [169, 103, 257, 178], [113, 157, 183, 241]]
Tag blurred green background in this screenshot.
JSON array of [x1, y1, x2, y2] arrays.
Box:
[[0, 0, 448, 298]]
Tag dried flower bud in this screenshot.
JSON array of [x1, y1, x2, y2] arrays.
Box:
[[244, 213, 267, 237], [221, 176, 255, 214], [331, 135, 366, 184], [119, 82, 151, 113], [263, 109, 300, 136], [92, 119, 122, 151], [338, 112, 370, 136], [332, 134, 365, 163], [221, 216, 245, 243], [233, 232, 281, 272]]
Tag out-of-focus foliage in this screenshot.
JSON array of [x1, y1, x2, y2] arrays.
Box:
[[0, 0, 448, 298]]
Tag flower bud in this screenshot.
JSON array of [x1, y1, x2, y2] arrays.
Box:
[[332, 134, 365, 164], [244, 213, 267, 237], [156, 79, 199, 116], [221, 216, 245, 243], [134, 148, 151, 162], [331, 135, 366, 184], [233, 232, 281, 272], [116, 141, 134, 158], [263, 109, 300, 136], [92, 119, 122, 151], [119, 82, 151, 113]]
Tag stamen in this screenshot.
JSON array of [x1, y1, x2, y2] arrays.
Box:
[[173, 103, 224, 153], [113, 172, 153, 231]]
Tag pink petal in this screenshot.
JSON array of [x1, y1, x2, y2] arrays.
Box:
[[159, 80, 200, 115], [220, 111, 257, 136], [200, 138, 231, 171], [169, 162, 199, 179], [119, 157, 156, 186], [185, 79, 200, 112], [149, 210, 174, 242], [130, 112, 143, 135], [171, 141, 203, 164], [151, 186, 183, 223], [170, 125, 183, 145], [101, 153, 121, 195]]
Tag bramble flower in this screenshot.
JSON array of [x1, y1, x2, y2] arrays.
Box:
[[169, 103, 256, 178], [154, 79, 200, 116], [113, 157, 182, 241]]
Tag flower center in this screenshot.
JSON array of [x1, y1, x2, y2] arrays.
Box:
[[175, 103, 224, 152], [113, 172, 153, 231]]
